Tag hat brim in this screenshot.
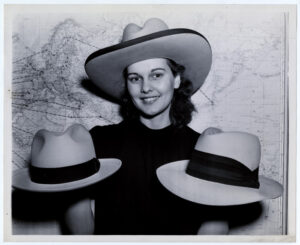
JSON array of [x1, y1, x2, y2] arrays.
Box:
[[156, 160, 283, 206], [85, 29, 212, 100], [12, 158, 121, 192]]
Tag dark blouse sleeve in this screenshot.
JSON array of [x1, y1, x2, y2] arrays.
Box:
[[89, 123, 125, 219], [89, 122, 124, 159]]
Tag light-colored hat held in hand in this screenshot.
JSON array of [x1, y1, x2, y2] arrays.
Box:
[[13, 124, 121, 192], [85, 18, 212, 100], [157, 131, 283, 206]]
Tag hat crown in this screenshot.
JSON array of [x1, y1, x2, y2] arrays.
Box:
[[121, 18, 169, 42], [195, 132, 261, 171], [31, 124, 96, 168]]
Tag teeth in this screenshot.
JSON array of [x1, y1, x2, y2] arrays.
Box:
[[142, 97, 158, 103]]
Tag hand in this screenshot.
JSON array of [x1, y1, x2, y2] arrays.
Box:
[[197, 220, 229, 235], [63, 197, 95, 234], [202, 127, 223, 136]]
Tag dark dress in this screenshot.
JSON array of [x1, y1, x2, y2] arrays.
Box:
[[90, 119, 203, 235], [89, 120, 263, 235]]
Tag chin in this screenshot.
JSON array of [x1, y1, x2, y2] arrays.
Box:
[[134, 100, 171, 119], [140, 106, 170, 119], [140, 110, 160, 118]]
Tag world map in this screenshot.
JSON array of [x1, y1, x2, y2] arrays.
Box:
[[10, 7, 287, 235]]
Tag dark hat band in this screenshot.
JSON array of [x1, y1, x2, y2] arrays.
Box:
[[186, 151, 260, 189], [30, 158, 100, 184]]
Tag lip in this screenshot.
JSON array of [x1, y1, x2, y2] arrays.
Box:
[[140, 96, 160, 104]]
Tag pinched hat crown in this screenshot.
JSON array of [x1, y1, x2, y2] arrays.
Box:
[[121, 18, 169, 42], [194, 132, 261, 171], [31, 124, 95, 168]]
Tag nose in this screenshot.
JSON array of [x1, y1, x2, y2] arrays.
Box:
[[141, 79, 152, 93]]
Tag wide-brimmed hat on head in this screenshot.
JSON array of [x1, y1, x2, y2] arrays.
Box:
[[85, 18, 212, 100], [157, 131, 283, 206], [13, 124, 121, 192]]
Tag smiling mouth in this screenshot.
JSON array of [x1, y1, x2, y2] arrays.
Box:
[[140, 96, 160, 104]]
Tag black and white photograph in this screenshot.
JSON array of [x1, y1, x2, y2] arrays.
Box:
[[3, 4, 296, 242]]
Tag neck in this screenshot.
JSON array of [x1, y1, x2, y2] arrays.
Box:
[[140, 109, 171, 130]]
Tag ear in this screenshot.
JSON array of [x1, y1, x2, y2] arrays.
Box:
[[174, 75, 181, 89]]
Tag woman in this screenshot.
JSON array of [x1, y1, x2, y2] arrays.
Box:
[[64, 18, 229, 235]]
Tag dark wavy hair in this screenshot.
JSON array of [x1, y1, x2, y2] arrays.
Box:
[[120, 59, 196, 128]]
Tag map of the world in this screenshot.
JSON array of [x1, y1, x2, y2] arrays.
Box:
[[10, 6, 287, 235]]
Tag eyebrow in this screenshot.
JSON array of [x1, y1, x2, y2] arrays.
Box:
[[127, 72, 139, 77], [151, 68, 166, 72], [127, 68, 166, 77]]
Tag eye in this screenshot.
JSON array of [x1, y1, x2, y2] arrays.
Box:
[[151, 72, 164, 80], [127, 75, 141, 83]]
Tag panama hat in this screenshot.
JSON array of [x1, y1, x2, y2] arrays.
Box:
[[157, 131, 283, 206], [13, 124, 121, 192], [85, 18, 212, 100]]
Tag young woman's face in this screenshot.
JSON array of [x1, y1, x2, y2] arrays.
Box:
[[126, 58, 181, 120]]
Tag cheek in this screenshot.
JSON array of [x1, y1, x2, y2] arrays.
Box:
[[165, 90, 175, 102], [160, 80, 176, 96], [127, 84, 139, 98]]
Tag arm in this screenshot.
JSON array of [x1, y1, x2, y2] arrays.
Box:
[[63, 197, 95, 234], [197, 220, 229, 235]]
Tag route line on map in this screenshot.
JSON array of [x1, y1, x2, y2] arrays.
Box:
[[12, 103, 29, 107], [13, 50, 48, 64], [13, 126, 34, 135], [12, 104, 114, 122], [12, 97, 81, 110], [13, 150, 29, 164], [13, 160, 25, 169], [13, 73, 40, 82], [199, 89, 214, 105], [67, 36, 99, 49], [12, 80, 35, 85], [12, 93, 30, 97], [12, 91, 30, 95], [13, 69, 25, 73]]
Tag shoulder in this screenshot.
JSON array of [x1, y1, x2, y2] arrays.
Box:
[[89, 121, 128, 158], [175, 125, 200, 140], [89, 121, 128, 149], [89, 121, 127, 137], [169, 125, 200, 153], [184, 126, 200, 147], [186, 126, 200, 137]]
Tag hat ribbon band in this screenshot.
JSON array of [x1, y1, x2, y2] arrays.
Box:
[[30, 158, 100, 184], [186, 151, 260, 189]]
